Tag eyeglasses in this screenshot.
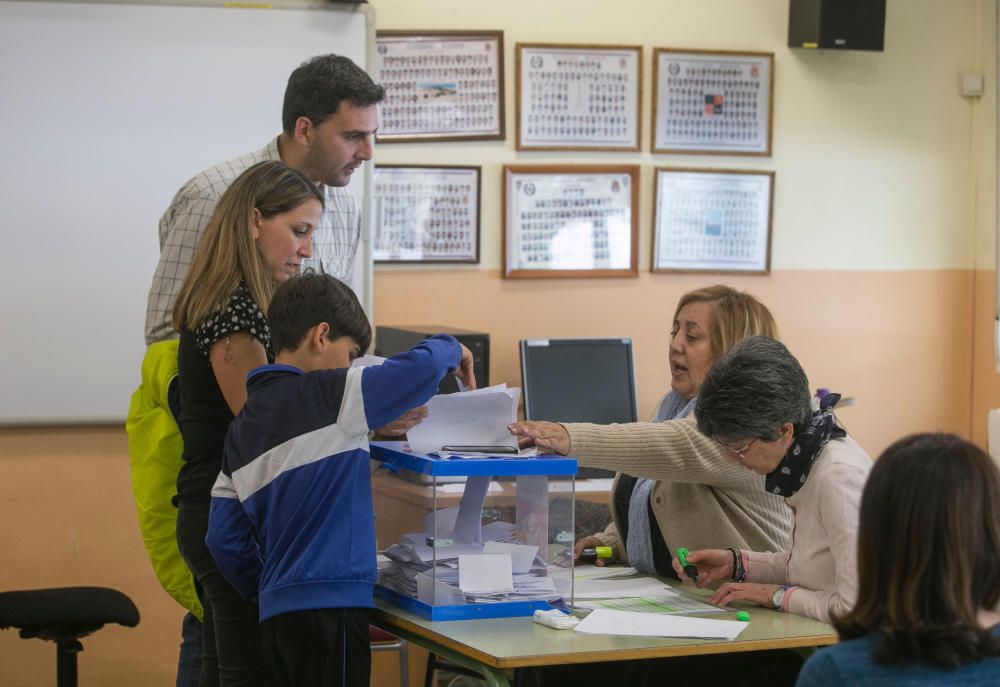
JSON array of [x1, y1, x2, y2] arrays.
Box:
[[714, 436, 759, 463]]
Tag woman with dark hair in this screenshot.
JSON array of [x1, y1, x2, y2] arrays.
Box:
[[673, 336, 872, 625], [795, 433, 1000, 686]]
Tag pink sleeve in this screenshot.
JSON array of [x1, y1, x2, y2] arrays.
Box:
[[745, 549, 790, 585]]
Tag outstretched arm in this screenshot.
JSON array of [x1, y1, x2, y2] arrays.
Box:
[[360, 335, 474, 431]]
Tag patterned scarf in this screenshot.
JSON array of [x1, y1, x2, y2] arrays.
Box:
[[765, 393, 845, 497]]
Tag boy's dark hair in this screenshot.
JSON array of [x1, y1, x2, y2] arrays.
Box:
[[834, 433, 1000, 668], [267, 272, 371, 355], [282, 54, 385, 133]]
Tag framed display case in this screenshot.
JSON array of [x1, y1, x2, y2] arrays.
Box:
[[652, 49, 773, 156], [373, 165, 480, 264], [375, 30, 505, 142], [652, 167, 774, 274], [516, 43, 641, 151], [503, 165, 639, 279]]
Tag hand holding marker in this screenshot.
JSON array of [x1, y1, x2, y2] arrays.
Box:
[[677, 547, 750, 622], [676, 547, 699, 581]]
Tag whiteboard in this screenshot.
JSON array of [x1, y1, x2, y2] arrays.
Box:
[[0, 0, 374, 424]]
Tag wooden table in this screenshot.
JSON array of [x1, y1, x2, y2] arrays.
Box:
[[370, 581, 837, 687]]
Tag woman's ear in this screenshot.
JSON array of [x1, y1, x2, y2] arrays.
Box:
[[780, 422, 795, 445], [251, 208, 263, 240]]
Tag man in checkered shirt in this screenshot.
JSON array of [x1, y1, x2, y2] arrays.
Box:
[[145, 54, 384, 344]]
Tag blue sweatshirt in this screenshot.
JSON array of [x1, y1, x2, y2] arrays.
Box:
[[206, 334, 461, 621], [796, 625, 1000, 687]]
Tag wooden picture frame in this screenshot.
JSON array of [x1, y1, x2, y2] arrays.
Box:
[[651, 167, 774, 274], [503, 165, 639, 279], [652, 49, 774, 156], [373, 165, 481, 264], [375, 30, 505, 143], [515, 43, 642, 152]]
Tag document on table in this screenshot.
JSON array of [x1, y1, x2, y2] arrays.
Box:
[[574, 609, 748, 640], [407, 384, 521, 454], [567, 573, 680, 600], [562, 567, 725, 614], [575, 594, 726, 615]]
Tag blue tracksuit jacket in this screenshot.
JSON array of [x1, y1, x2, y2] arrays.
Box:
[[206, 334, 461, 621]]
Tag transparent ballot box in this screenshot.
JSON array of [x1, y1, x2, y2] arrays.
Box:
[[371, 441, 577, 620]]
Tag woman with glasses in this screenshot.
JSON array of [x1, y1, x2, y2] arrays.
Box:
[[510, 286, 791, 579], [673, 336, 871, 624]]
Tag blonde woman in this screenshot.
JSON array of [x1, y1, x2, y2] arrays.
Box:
[[517, 286, 790, 577], [173, 160, 322, 687]]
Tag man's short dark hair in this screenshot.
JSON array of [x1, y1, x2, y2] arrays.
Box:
[[695, 336, 812, 441], [267, 272, 372, 355], [282, 54, 385, 133]]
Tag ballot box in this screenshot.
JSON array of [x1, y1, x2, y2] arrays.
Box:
[[371, 441, 577, 620]]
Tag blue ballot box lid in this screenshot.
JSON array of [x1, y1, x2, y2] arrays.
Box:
[[371, 441, 577, 477]]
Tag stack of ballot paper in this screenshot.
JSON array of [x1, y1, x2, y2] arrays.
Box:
[[407, 384, 521, 455], [378, 535, 560, 605], [561, 566, 727, 615]]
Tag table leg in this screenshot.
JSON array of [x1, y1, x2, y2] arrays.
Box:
[[371, 622, 510, 687]]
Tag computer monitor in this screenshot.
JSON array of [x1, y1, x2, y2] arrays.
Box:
[[520, 338, 638, 478]]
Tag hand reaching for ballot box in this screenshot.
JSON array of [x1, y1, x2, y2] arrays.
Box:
[[508, 420, 570, 454]]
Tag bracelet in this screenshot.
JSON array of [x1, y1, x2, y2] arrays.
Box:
[[729, 547, 746, 582]]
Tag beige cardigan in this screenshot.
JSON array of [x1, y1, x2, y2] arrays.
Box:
[[566, 416, 792, 560], [746, 433, 872, 623]]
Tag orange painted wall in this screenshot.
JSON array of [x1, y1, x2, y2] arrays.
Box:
[[0, 269, 986, 684], [0, 427, 418, 686], [375, 268, 975, 458], [973, 269, 1000, 449]]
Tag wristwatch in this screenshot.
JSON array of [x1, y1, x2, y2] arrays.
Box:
[[772, 585, 790, 611]]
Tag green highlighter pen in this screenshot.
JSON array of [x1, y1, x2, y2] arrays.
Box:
[[676, 547, 699, 582]]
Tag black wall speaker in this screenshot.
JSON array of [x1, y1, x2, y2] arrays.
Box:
[[788, 0, 886, 52]]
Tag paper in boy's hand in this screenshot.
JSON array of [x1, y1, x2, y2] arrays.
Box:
[[407, 384, 520, 455]]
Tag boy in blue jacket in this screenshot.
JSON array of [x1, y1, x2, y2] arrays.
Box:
[[206, 273, 474, 687]]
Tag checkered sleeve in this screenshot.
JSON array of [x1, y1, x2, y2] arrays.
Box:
[[303, 186, 361, 286], [145, 187, 219, 344]]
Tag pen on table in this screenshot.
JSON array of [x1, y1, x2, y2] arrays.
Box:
[[676, 547, 699, 582]]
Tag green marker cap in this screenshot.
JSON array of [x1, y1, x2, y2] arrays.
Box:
[[736, 611, 750, 622], [677, 547, 691, 567]]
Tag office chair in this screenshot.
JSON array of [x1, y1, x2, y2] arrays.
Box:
[[0, 586, 140, 687], [371, 625, 410, 687]]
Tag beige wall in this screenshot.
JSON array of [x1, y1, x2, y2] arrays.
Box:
[[369, 0, 998, 448], [374, 268, 975, 456], [4, 0, 1000, 684]]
